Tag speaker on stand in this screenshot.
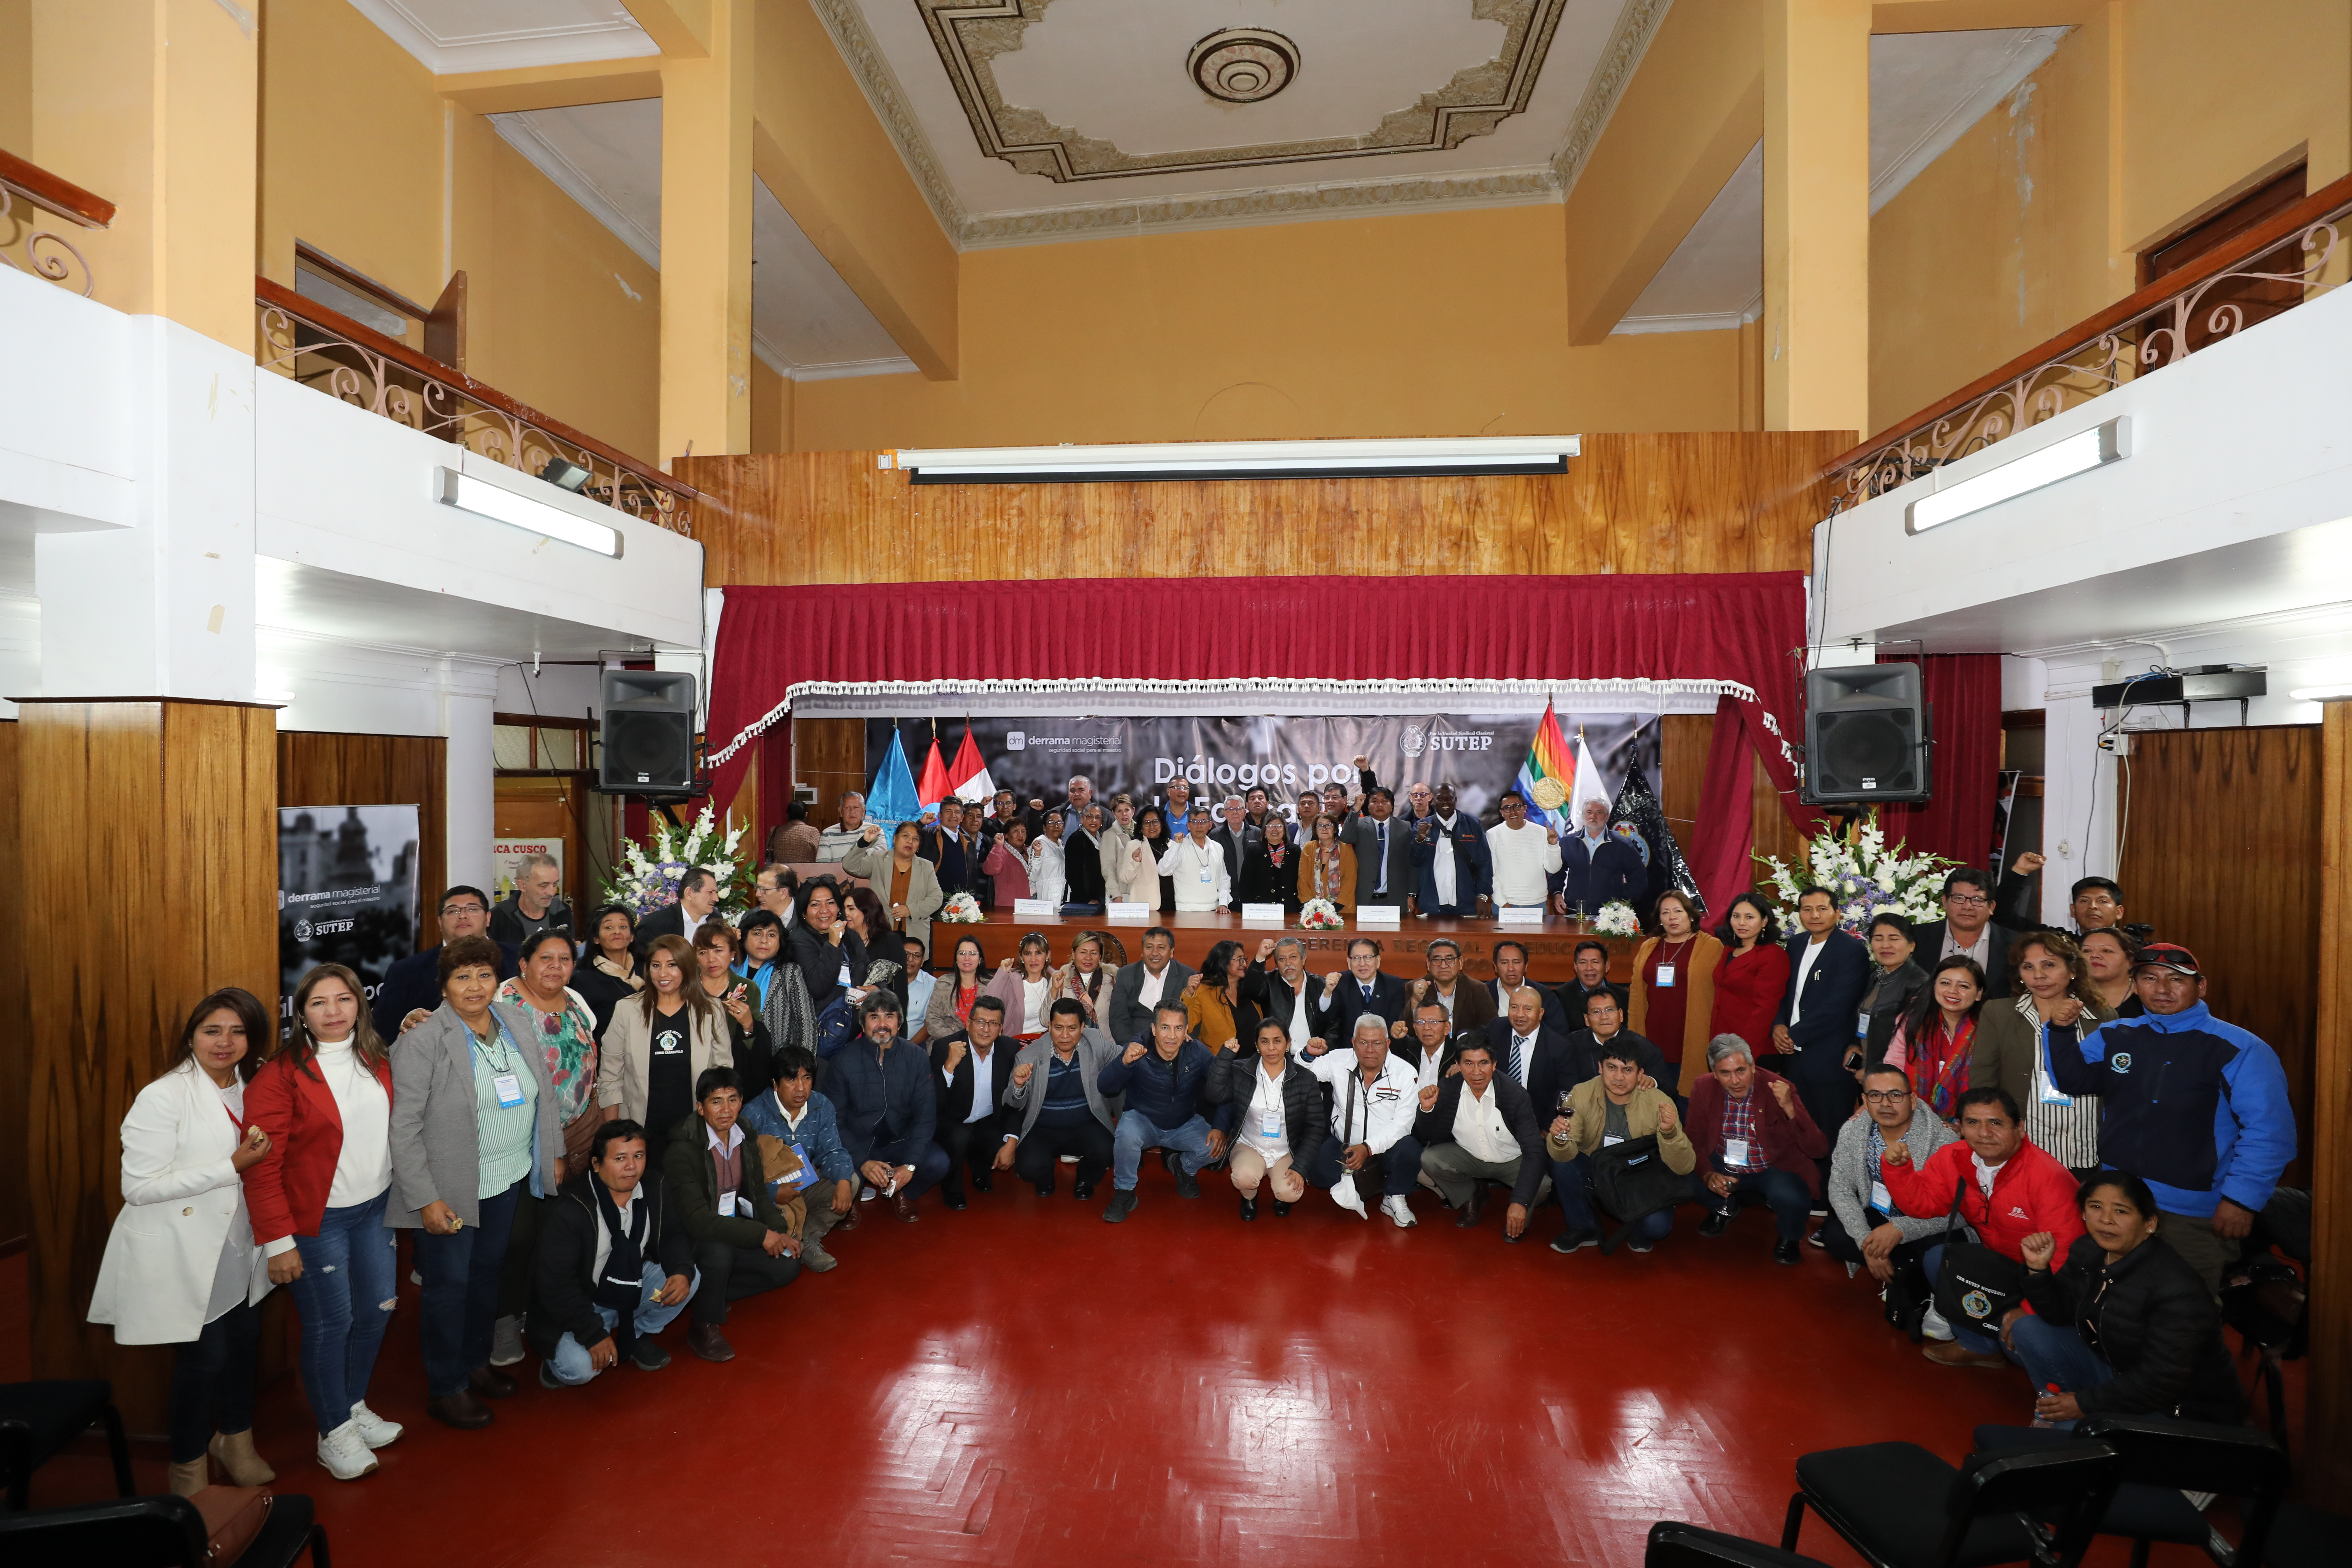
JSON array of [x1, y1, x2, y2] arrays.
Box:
[[596, 670, 704, 819], [1802, 663, 1932, 819]]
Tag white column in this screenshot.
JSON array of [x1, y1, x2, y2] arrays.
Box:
[[2038, 681, 2118, 924], [440, 658, 500, 896]]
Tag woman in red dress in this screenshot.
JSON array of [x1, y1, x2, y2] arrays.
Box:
[[1708, 891, 1791, 1072]]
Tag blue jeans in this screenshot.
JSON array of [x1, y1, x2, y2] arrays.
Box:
[[284, 1190, 398, 1436], [866, 1135, 950, 1199], [1303, 1134, 1423, 1197], [1552, 1154, 1675, 1243], [413, 1180, 522, 1397], [1112, 1111, 1217, 1190], [1710, 1158, 1812, 1244], [546, 1263, 699, 1385]]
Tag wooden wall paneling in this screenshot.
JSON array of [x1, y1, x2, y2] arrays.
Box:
[[1658, 713, 1711, 845], [2308, 702, 2350, 1503], [1752, 752, 1809, 888], [676, 433, 1852, 588], [26, 700, 277, 1433], [279, 732, 447, 947], [0, 720, 21, 1252], [2116, 727, 2320, 1190], [794, 717, 866, 829]]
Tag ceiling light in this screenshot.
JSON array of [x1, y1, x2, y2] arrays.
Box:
[[438, 468, 622, 557], [2288, 684, 2352, 702], [887, 436, 1580, 485], [1905, 416, 2130, 534]]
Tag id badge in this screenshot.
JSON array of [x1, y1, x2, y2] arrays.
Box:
[[491, 1072, 525, 1109], [1870, 1179, 1893, 1213], [1602, 1133, 1625, 1147], [1259, 1108, 1283, 1139], [2035, 1044, 2074, 1107], [1724, 1137, 1751, 1166], [1655, 965, 1676, 989], [1857, 1010, 1872, 1039], [1199, 865, 1213, 883], [717, 1191, 738, 1217]]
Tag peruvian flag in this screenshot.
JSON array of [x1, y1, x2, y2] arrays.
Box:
[[947, 723, 994, 804], [915, 729, 953, 811]]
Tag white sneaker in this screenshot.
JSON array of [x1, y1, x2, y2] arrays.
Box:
[[346, 1401, 403, 1449], [1921, 1305, 1954, 1342], [1331, 1175, 1368, 1218], [1381, 1195, 1418, 1229], [317, 1421, 378, 1480]]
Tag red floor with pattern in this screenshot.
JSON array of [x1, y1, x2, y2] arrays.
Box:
[[6, 1172, 2284, 1567]]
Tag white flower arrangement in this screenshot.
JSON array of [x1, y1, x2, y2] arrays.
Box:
[[1299, 898, 1346, 930], [600, 805, 755, 920], [1589, 900, 1642, 937], [937, 892, 986, 924], [1757, 813, 1953, 935]]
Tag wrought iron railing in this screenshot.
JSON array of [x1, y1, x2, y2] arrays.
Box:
[[256, 276, 696, 538], [1826, 171, 2352, 511], [0, 148, 113, 297]]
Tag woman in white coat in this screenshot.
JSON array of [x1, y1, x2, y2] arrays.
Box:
[[89, 988, 279, 1496]]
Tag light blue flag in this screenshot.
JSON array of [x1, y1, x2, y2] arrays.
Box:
[[866, 728, 921, 827]]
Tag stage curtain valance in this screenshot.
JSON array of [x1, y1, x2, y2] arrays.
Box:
[[706, 574, 1829, 899]]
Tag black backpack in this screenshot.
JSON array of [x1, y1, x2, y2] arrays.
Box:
[[1587, 1135, 1699, 1254]]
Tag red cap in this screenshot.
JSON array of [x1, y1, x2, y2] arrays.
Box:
[[2133, 942, 2199, 976]]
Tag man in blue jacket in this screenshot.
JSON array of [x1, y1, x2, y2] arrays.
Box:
[[1558, 797, 1644, 916], [1096, 1002, 1234, 1224], [740, 1045, 857, 1273], [1771, 886, 1873, 1177], [819, 993, 947, 1225], [2049, 943, 2295, 1294], [1408, 783, 1491, 917]]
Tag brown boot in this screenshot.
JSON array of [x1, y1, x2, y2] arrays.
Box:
[[208, 1429, 276, 1485], [687, 1322, 736, 1363], [468, 1365, 518, 1399], [1922, 1338, 2009, 1369], [890, 1190, 920, 1224], [426, 1390, 495, 1429], [168, 1458, 209, 1497]]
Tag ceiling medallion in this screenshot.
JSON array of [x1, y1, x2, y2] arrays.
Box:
[[1187, 28, 1298, 104]]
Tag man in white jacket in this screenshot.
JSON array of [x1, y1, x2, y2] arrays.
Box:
[[1157, 806, 1231, 913], [1301, 1016, 1425, 1227], [1488, 790, 1563, 909]]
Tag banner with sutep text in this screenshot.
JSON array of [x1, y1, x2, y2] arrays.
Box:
[[278, 804, 421, 1039]]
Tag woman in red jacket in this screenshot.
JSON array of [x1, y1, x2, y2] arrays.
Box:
[[1708, 894, 1790, 1066], [242, 964, 401, 1482]]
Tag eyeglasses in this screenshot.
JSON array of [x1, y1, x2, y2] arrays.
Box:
[[440, 903, 485, 916], [1943, 893, 1990, 906], [1861, 1089, 1908, 1104]]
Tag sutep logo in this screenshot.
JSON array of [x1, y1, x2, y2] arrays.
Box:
[[1419, 719, 1496, 753], [1400, 725, 1426, 758]]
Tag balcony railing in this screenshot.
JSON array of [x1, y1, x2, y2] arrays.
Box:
[[257, 276, 696, 538], [1826, 170, 2352, 512], [0, 148, 113, 296]]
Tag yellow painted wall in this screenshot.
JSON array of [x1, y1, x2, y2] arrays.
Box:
[[255, 0, 660, 463], [750, 356, 792, 453], [794, 204, 1745, 450], [0, 1, 32, 153]]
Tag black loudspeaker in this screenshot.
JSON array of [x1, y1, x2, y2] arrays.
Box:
[[1804, 663, 1931, 804], [598, 669, 699, 793]]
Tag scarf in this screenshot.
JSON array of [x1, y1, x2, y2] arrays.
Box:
[[591, 1178, 651, 1355], [1909, 1012, 1977, 1119]]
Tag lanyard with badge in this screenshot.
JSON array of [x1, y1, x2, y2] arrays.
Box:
[[2035, 1019, 2076, 1106], [477, 1020, 528, 1110]]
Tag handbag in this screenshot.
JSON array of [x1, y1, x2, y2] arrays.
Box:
[[190, 1484, 273, 1565], [1587, 1134, 1698, 1255], [1931, 1181, 2031, 1332]]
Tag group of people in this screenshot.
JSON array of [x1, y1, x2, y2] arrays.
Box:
[[92, 824, 2294, 1496], [777, 763, 1653, 920]]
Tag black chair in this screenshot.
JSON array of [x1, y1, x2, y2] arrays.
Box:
[[1975, 1416, 2292, 1568], [0, 1380, 135, 1511], [0, 1492, 329, 1566], [1783, 1440, 2121, 1568], [2262, 1503, 2352, 1568], [1649, 1520, 1836, 1568]]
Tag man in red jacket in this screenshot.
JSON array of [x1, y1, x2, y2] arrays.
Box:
[[1880, 1085, 2085, 1368], [1687, 1034, 1829, 1264]]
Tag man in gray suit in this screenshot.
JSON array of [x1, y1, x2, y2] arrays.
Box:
[[1105, 926, 1198, 1047], [1342, 781, 1412, 910], [997, 1000, 1124, 1198]]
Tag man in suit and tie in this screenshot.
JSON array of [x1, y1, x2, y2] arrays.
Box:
[[635, 867, 722, 958], [1486, 941, 1570, 1036], [1907, 867, 2020, 998], [1340, 781, 1412, 911], [1209, 797, 1261, 913], [1106, 926, 1197, 1048], [929, 996, 1021, 1211], [1771, 885, 1874, 1167], [1240, 936, 1333, 1058], [1318, 937, 1412, 1045], [1485, 985, 1575, 1112]]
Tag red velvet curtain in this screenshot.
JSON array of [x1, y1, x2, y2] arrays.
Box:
[[1690, 694, 1760, 918], [706, 573, 1828, 851], [1875, 653, 2004, 869]]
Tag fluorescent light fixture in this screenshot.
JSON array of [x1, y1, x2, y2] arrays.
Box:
[[437, 467, 622, 557], [888, 435, 1580, 485], [2289, 684, 2352, 702], [1905, 416, 2130, 534]]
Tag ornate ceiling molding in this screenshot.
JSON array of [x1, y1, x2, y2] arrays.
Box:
[[805, 0, 1674, 250], [915, 0, 1570, 182]]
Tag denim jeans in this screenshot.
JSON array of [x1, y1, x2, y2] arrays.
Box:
[[1552, 1154, 1674, 1243], [546, 1263, 698, 1385], [413, 1180, 522, 1397], [864, 1135, 950, 1199], [168, 1297, 258, 1462], [1111, 1111, 1218, 1190], [1710, 1158, 1813, 1244], [283, 1189, 398, 1436], [1303, 1134, 1423, 1197]]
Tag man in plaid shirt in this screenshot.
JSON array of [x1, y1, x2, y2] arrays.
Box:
[[1686, 1034, 1828, 1264]]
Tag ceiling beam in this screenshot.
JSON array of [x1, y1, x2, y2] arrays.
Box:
[[622, 0, 713, 58], [435, 57, 663, 115], [1869, 0, 2108, 32]]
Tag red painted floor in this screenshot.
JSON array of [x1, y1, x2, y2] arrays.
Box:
[[3, 1178, 2288, 1568]]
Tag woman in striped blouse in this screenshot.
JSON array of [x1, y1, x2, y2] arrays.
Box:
[[1968, 930, 2113, 1176]]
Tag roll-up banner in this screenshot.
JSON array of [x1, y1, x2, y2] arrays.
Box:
[[278, 804, 422, 1038]]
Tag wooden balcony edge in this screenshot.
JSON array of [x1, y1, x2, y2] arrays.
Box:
[[1825, 167, 2352, 478], [0, 147, 115, 229], [255, 275, 703, 506]]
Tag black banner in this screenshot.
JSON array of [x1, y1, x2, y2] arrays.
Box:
[[278, 804, 421, 1037], [867, 713, 1660, 823]]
